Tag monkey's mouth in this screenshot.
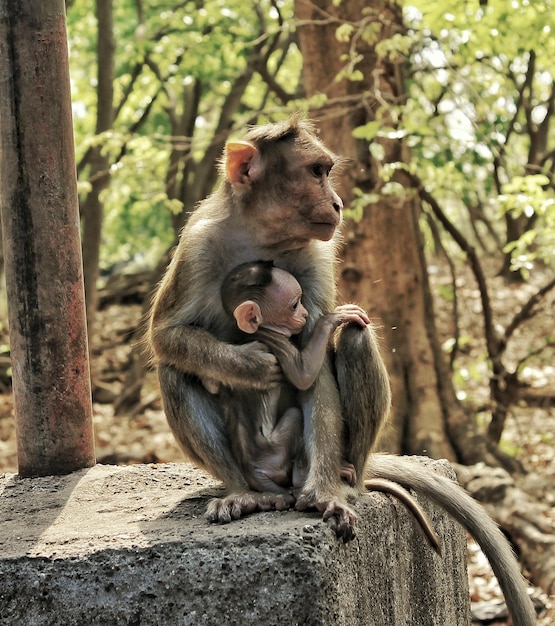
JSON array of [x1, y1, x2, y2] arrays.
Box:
[[310, 221, 338, 239]]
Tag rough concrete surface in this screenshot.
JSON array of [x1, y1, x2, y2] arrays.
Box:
[[0, 459, 470, 625]]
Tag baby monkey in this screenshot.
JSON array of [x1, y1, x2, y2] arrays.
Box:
[[211, 260, 440, 552]]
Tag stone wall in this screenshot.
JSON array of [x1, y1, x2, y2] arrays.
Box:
[[0, 460, 470, 625]]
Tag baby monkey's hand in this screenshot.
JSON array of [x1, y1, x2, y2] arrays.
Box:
[[322, 304, 371, 331]]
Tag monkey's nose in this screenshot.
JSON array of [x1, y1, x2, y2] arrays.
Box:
[[332, 192, 343, 212]]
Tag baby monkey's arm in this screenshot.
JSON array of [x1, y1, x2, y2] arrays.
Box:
[[260, 304, 370, 391]]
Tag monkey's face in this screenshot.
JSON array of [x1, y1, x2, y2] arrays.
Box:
[[229, 133, 343, 249], [260, 268, 308, 337], [296, 160, 343, 242], [270, 142, 343, 246]]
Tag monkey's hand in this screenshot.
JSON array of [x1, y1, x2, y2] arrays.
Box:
[[295, 492, 357, 542], [206, 491, 295, 523], [323, 304, 370, 330], [230, 341, 282, 389]]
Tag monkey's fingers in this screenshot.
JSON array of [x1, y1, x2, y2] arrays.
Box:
[[206, 493, 259, 524], [342, 313, 372, 328], [325, 516, 356, 543], [206, 492, 295, 524], [340, 461, 357, 487], [333, 304, 371, 326], [266, 363, 284, 386], [296, 492, 357, 543], [321, 501, 357, 543], [205, 497, 233, 524], [247, 344, 283, 385], [294, 492, 312, 512], [232, 342, 282, 387], [274, 493, 296, 511]]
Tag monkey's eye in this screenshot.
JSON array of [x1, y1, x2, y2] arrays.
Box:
[[311, 164, 325, 178]]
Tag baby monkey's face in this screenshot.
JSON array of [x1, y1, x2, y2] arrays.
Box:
[[262, 267, 308, 336]]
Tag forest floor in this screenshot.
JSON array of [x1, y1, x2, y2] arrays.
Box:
[[0, 258, 553, 624]]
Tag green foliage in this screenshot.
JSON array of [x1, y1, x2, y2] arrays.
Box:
[[375, 32, 412, 61], [342, 0, 555, 273], [499, 175, 555, 272], [436, 283, 454, 303], [336, 23, 355, 43], [352, 121, 382, 141], [69, 0, 554, 291], [67, 0, 298, 270], [498, 437, 522, 457], [344, 187, 380, 222], [403, 0, 555, 266]]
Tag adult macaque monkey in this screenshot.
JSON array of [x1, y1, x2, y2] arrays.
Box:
[[149, 114, 375, 532], [148, 115, 535, 625]]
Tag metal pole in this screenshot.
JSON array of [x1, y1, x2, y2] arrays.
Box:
[[0, 0, 95, 476]]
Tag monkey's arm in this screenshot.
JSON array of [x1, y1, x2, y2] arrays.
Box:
[[150, 321, 282, 390], [258, 304, 370, 391], [257, 323, 333, 391]]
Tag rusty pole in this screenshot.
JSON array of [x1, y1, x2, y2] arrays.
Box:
[[0, 0, 96, 476]]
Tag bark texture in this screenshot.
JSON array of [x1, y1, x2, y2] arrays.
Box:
[[295, 0, 487, 461]]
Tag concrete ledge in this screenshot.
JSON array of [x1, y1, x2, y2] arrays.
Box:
[[0, 459, 470, 625]]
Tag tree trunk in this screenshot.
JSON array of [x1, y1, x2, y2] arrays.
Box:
[[295, 0, 489, 463], [81, 0, 114, 339]]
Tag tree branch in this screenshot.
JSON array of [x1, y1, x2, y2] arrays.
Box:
[[503, 277, 555, 348], [423, 211, 461, 370], [406, 173, 499, 362], [491, 51, 533, 193]]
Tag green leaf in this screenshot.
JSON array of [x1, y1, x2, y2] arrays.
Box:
[[336, 23, 354, 43], [352, 121, 381, 140], [369, 142, 385, 161]]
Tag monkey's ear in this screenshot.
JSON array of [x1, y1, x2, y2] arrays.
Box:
[[234, 301, 262, 334], [225, 141, 262, 187]]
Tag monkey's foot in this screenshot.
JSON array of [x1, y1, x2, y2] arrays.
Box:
[[295, 492, 357, 542], [206, 491, 295, 524]]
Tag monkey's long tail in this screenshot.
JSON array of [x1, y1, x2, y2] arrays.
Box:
[[364, 478, 442, 555], [367, 454, 536, 626]]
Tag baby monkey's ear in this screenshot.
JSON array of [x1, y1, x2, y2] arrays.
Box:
[[233, 300, 263, 334]]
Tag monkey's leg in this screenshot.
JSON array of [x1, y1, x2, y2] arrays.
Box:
[[159, 363, 246, 486], [265, 407, 302, 450], [240, 408, 303, 493], [295, 365, 359, 542], [159, 364, 294, 521], [335, 323, 391, 489]]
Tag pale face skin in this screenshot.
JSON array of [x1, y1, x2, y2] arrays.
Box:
[[259, 267, 308, 337]]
